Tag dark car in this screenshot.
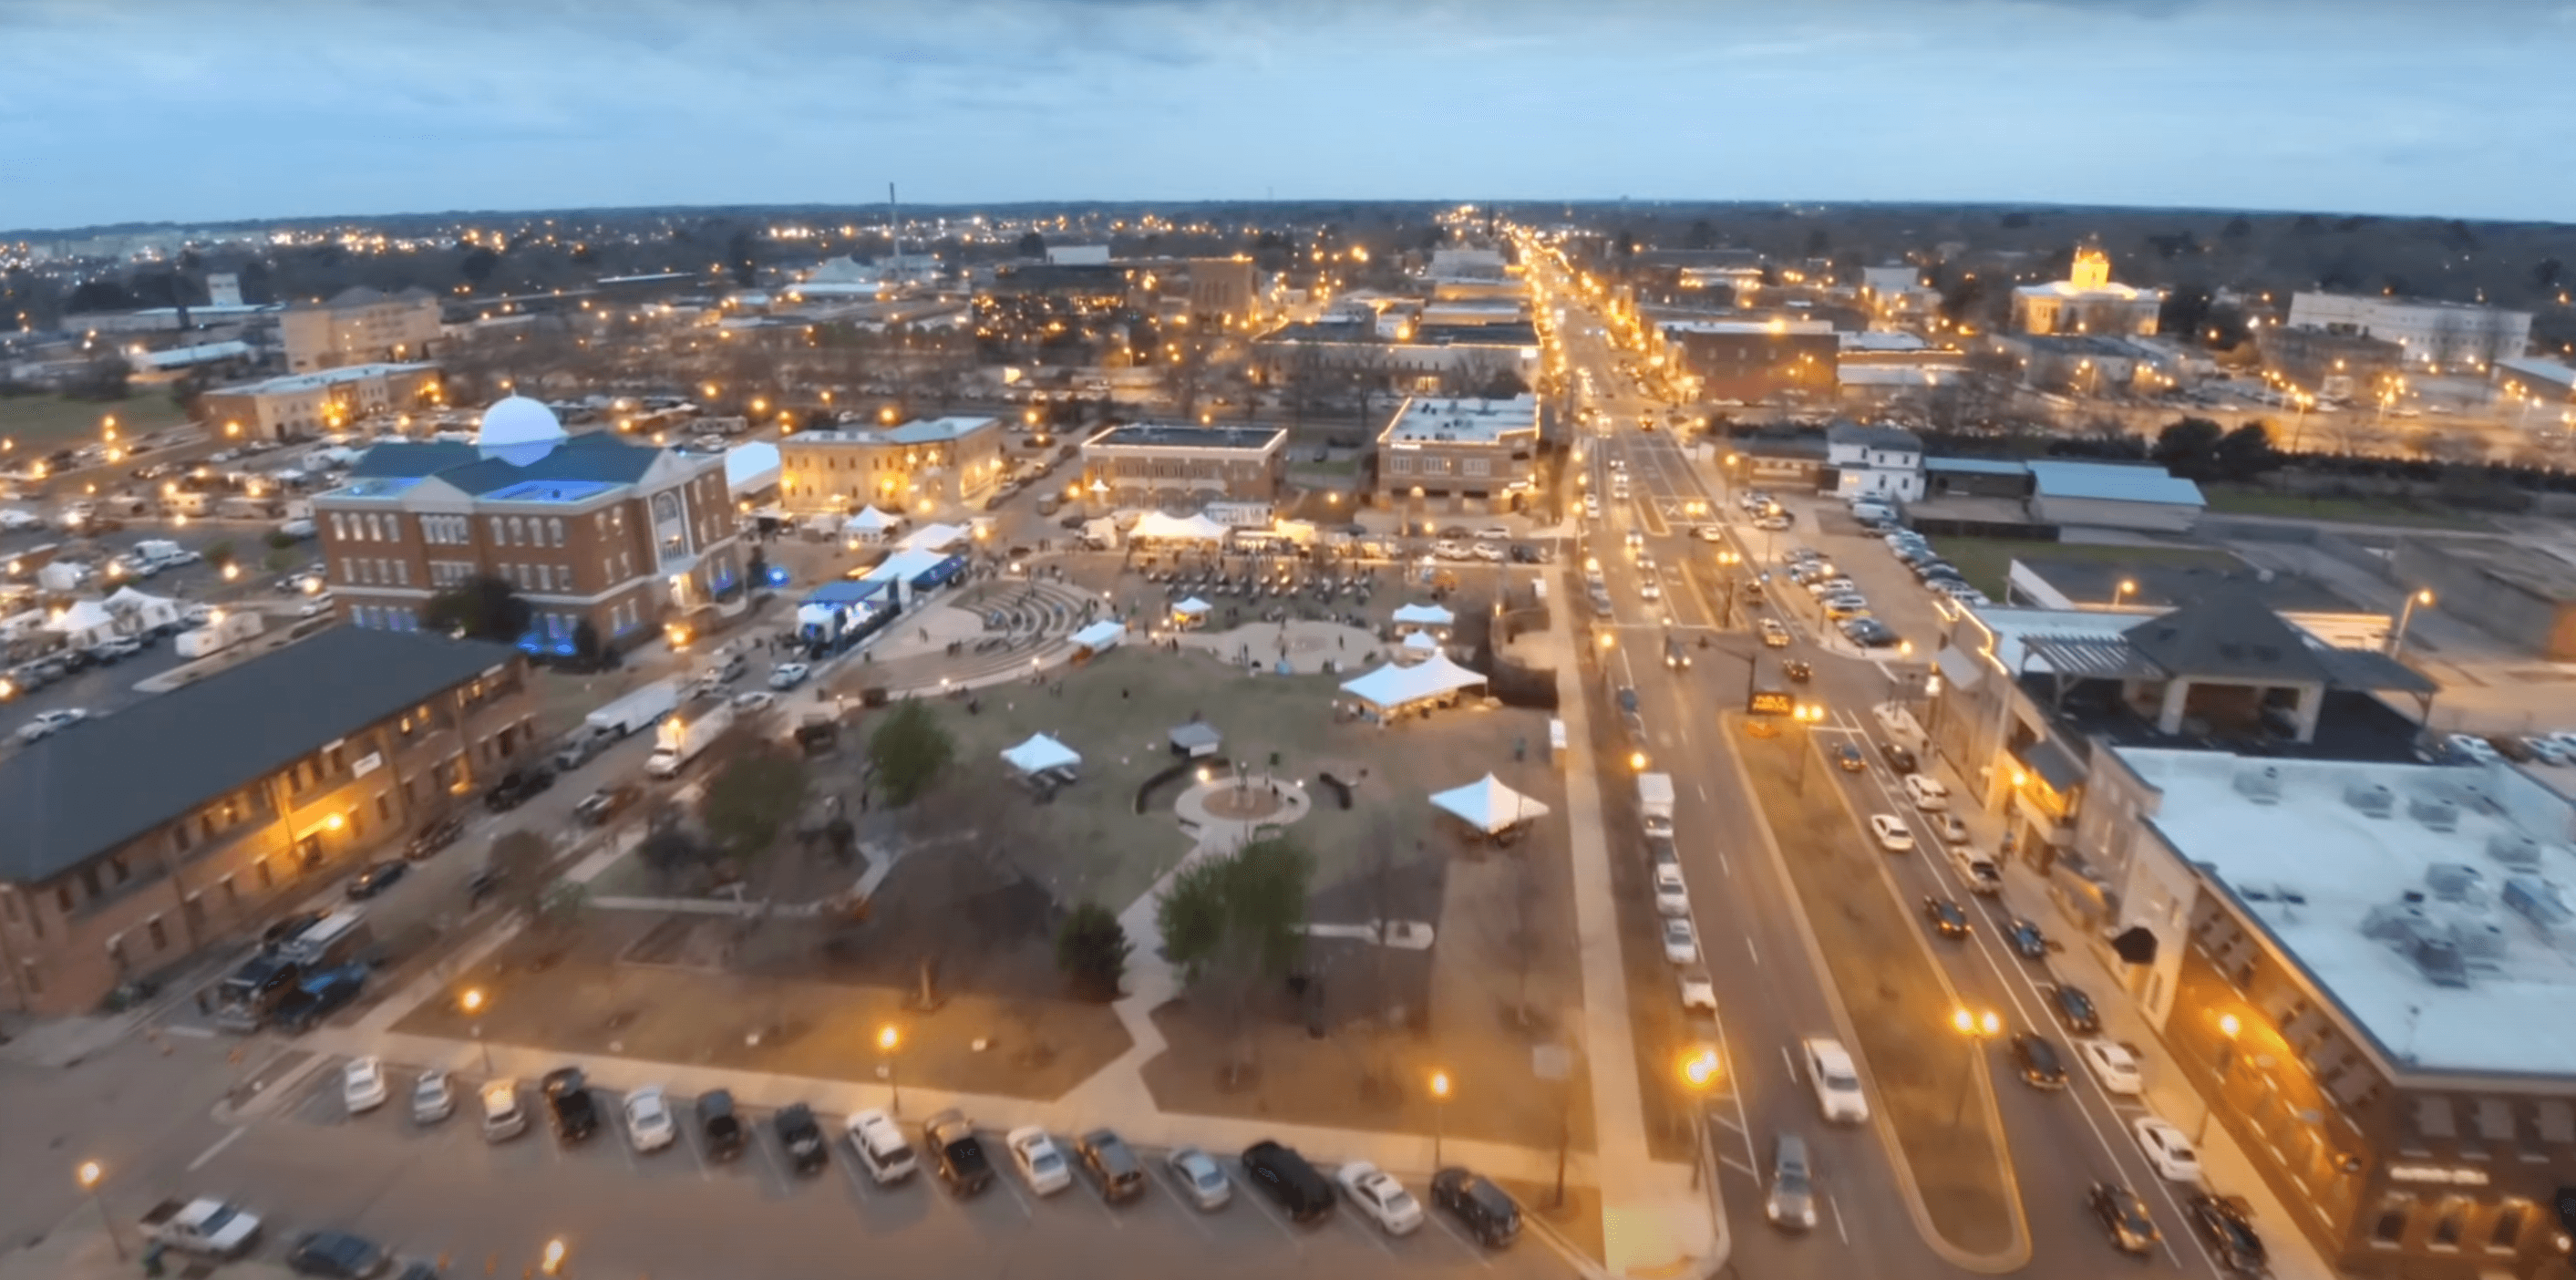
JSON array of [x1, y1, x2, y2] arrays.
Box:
[[541, 1067, 599, 1142], [1076, 1128, 1147, 1203], [924, 1109, 992, 1195], [1783, 659, 1812, 683], [345, 861, 407, 900], [262, 910, 326, 949], [2004, 917, 2051, 960], [2010, 1034, 2069, 1089], [271, 963, 367, 1035], [2186, 1193, 2270, 1276], [2088, 1182, 2161, 1256], [1430, 1167, 1522, 1247], [2048, 983, 2102, 1034], [696, 1089, 745, 1162], [775, 1102, 828, 1174], [1880, 742, 1919, 774], [482, 767, 555, 812], [1923, 895, 1971, 939], [1614, 686, 1640, 715], [404, 815, 464, 861], [572, 785, 636, 827], [466, 865, 505, 907], [1831, 741, 1866, 772], [286, 1230, 389, 1278], [1242, 1139, 1335, 1223]]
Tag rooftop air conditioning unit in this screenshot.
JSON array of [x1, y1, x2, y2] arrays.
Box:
[[2407, 796, 2460, 831], [2488, 833, 2544, 870], [2425, 863, 2483, 902], [2344, 782, 2395, 819], [2233, 767, 2283, 805]]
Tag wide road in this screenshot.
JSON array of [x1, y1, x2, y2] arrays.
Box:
[[1527, 243, 2241, 1280]]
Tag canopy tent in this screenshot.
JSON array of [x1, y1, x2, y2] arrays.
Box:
[[725, 441, 781, 497], [842, 505, 901, 541], [1399, 630, 1440, 660], [861, 547, 967, 592], [1129, 511, 1231, 543], [1339, 653, 1489, 717], [1429, 773, 1551, 834], [46, 598, 120, 649], [105, 586, 181, 633], [1390, 602, 1456, 628], [1069, 619, 1125, 652], [1169, 721, 1222, 759], [1172, 596, 1212, 619], [897, 521, 969, 552], [1001, 732, 1082, 776]]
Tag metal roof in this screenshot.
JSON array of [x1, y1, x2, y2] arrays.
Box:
[[2125, 593, 2335, 684], [0, 631, 519, 884], [2025, 461, 2207, 508], [1924, 456, 2030, 476], [2020, 634, 2169, 680]]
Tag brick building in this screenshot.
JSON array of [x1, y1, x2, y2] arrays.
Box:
[[0, 630, 533, 1015], [200, 362, 443, 441], [280, 285, 445, 373], [1659, 320, 1839, 403], [775, 417, 1005, 517], [1078, 423, 1287, 506], [313, 397, 744, 655], [1371, 394, 1542, 518]]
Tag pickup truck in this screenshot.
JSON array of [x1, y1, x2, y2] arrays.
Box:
[[139, 1197, 263, 1258], [925, 1109, 994, 1196]]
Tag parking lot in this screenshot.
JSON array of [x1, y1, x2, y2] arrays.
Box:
[[224, 1051, 1570, 1280]]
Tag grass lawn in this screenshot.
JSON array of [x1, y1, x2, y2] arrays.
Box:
[[921, 645, 1553, 914], [1928, 537, 2240, 600], [0, 391, 190, 450], [2200, 484, 2491, 531]]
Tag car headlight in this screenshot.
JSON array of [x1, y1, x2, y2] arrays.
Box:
[[1802, 1207, 1818, 1227]]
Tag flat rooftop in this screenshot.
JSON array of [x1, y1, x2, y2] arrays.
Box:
[[1381, 395, 1540, 446], [2408, 535, 2576, 604], [2012, 555, 2354, 614], [2118, 748, 2576, 1079], [1087, 424, 1285, 452], [216, 362, 437, 396], [1660, 319, 1835, 336]]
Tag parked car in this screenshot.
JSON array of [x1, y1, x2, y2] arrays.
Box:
[[696, 1089, 745, 1161], [1662, 916, 1700, 965], [623, 1085, 677, 1153], [285, 1231, 390, 1278], [572, 785, 636, 827], [342, 1057, 388, 1114], [1763, 1133, 1817, 1232], [776, 1102, 829, 1174], [1678, 967, 1716, 1013], [1165, 1145, 1231, 1210], [482, 766, 555, 811], [1870, 814, 1915, 852], [2077, 1038, 2145, 1096], [345, 861, 407, 900], [1929, 811, 1970, 844], [2132, 1117, 2203, 1182], [846, 1108, 916, 1183], [1242, 1140, 1335, 1222], [1075, 1130, 1146, 1203], [15, 707, 88, 742], [480, 1079, 527, 1142], [541, 1067, 598, 1143], [410, 1068, 454, 1125], [2186, 1192, 2270, 1276], [2010, 1034, 2069, 1090], [1880, 742, 1918, 773], [1007, 1126, 1073, 1195], [2088, 1182, 2162, 1256], [925, 1110, 992, 1194], [768, 661, 811, 690], [404, 815, 464, 861], [1430, 1167, 1521, 1246], [1334, 1161, 1425, 1235]]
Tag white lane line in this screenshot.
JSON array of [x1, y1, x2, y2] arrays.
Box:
[[994, 1169, 1035, 1218], [1718, 851, 1732, 877], [1780, 1045, 1797, 1075], [1744, 936, 1761, 965], [187, 1126, 247, 1172], [1427, 1212, 1496, 1268], [1339, 1211, 1397, 1256], [1719, 1155, 1760, 1179], [1829, 1191, 1850, 1244]]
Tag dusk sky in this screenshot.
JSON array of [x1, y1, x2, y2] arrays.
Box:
[[3, 0, 2570, 232]]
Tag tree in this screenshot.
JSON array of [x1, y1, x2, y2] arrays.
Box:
[[1154, 855, 1230, 984], [570, 617, 604, 667], [700, 747, 808, 860], [459, 247, 500, 284], [726, 228, 758, 287], [2151, 417, 2227, 481], [1054, 900, 1130, 999], [868, 699, 955, 806], [488, 830, 553, 923], [2213, 422, 2281, 475], [201, 540, 236, 572], [421, 575, 531, 643], [636, 820, 713, 884]]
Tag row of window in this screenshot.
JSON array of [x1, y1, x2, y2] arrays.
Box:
[[1385, 453, 1497, 477], [352, 605, 424, 633], [2369, 1192, 2532, 1254], [344, 556, 411, 587], [501, 562, 575, 594], [492, 515, 568, 548]]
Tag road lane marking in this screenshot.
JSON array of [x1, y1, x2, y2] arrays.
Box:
[[187, 1126, 247, 1171], [1719, 1155, 1760, 1179], [1718, 851, 1732, 877], [1744, 936, 1761, 965], [1426, 1211, 1496, 1268], [1781, 1045, 1797, 1075], [1829, 1191, 1850, 1244], [994, 1169, 1035, 1217], [1233, 1178, 1306, 1249]]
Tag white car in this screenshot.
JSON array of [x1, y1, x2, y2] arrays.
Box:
[[1653, 863, 1690, 916], [846, 1108, 917, 1183], [296, 592, 335, 618], [343, 1056, 388, 1114], [623, 1085, 677, 1153], [1637, 552, 1658, 573], [1471, 541, 1506, 563], [411, 1068, 455, 1125], [1006, 1126, 1072, 1195], [1678, 967, 1716, 1013], [1662, 916, 1700, 965], [1930, 812, 1971, 844], [2077, 1039, 2145, 1096], [1334, 1161, 1425, 1235], [2447, 733, 2500, 764], [767, 662, 811, 690], [1695, 524, 1725, 542], [15, 708, 88, 742], [1433, 539, 1473, 561], [1903, 775, 1952, 812], [1166, 1146, 1231, 1210], [731, 690, 776, 713], [0, 509, 39, 531], [2130, 1117, 2202, 1182], [1802, 1037, 1869, 1124], [1475, 526, 1511, 542], [1870, 814, 1915, 853], [1639, 573, 1663, 601], [480, 1079, 528, 1142], [1583, 496, 1602, 520]]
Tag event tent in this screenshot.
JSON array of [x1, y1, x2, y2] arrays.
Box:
[[898, 521, 970, 552], [104, 587, 180, 634], [1069, 619, 1125, 652], [46, 599, 120, 649], [1338, 653, 1488, 716], [842, 506, 900, 540], [1390, 602, 1456, 629], [1001, 733, 1082, 776], [1172, 596, 1212, 619], [1429, 773, 1551, 834], [725, 441, 781, 498], [1399, 631, 1439, 659], [1129, 511, 1230, 542]]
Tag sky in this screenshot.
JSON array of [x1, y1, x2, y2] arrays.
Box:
[[3, 0, 2571, 232]]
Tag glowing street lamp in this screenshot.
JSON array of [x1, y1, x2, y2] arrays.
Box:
[[1428, 1070, 1451, 1167], [879, 1025, 903, 1113], [77, 1161, 124, 1260]]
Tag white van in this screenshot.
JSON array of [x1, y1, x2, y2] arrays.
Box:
[[1803, 1038, 1868, 1124]]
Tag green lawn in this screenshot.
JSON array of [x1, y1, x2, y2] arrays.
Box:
[[1928, 537, 2241, 600], [0, 391, 191, 450], [2199, 484, 2490, 531]]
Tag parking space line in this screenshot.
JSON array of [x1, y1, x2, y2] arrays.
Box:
[[747, 1122, 790, 1199], [1339, 1212, 1398, 1256], [1744, 935, 1760, 965], [1426, 1212, 1496, 1268], [994, 1170, 1034, 1218], [1719, 1155, 1760, 1179], [1828, 1191, 1850, 1244], [1233, 1181, 1305, 1249]]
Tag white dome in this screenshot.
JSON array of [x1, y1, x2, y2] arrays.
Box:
[[476, 396, 566, 464]]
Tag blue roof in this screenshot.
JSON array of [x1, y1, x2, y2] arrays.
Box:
[[2026, 460, 2207, 507], [349, 441, 479, 479], [341, 431, 668, 497], [331, 477, 425, 500], [482, 479, 620, 504], [805, 580, 891, 605], [1925, 456, 2030, 476]]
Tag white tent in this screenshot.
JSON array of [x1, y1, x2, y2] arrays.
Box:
[[725, 441, 781, 497], [1429, 774, 1551, 834], [1391, 602, 1456, 628], [898, 521, 969, 552], [842, 505, 900, 541], [1001, 733, 1083, 776], [1172, 596, 1212, 618], [861, 548, 955, 586], [46, 598, 120, 649], [104, 586, 180, 634], [1069, 619, 1125, 652], [1399, 630, 1440, 660], [1130, 511, 1230, 543], [1338, 653, 1488, 716]]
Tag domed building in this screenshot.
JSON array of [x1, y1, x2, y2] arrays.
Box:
[[308, 397, 744, 656]]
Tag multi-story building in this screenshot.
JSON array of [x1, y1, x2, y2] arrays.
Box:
[[2262, 325, 2406, 401], [2010, 247, 2165, 336], [1658, 319, 1839, 403], [200, 362, 443, 441], [313, 397, 743, 655], [0, 629, 533, 1015], [1823, 421, 1924, 501], [775, 416, 1005, 517], [2082, 746, 2576, 1280], [1078, 424, 1288, 507], [1371, 394, 1542, 518], [280, 285, 445, 373], [2287, 293, 2533, 373]]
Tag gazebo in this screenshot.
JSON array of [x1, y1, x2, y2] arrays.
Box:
[[1429, 773, 1551, 837], [1171, 596, 1213, 629], [1001, 732, 1082, 779], [1338, 654, 1489, 721], [1169, 721, 1223, 759]]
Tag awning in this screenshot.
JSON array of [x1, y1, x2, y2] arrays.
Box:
[[1934, 645, 1985, 692], [2015, 737, 2087, 793], [1001, 733, 1081, 775], [1173, 596, 1211, 617], [1402, 631, 1439, 652], [1428, 773, 1551, 834]]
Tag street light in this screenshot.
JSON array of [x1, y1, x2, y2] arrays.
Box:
[[1429, 1070, 1451, 1168], [77, 1161, 124, 1261], [460, 987, 491, 1073], [879, 1025, 902, 1113], [2113, 579, 2138, 609], [2390, 588, 2435, 658], [1950, 1007, 2001, 1127]]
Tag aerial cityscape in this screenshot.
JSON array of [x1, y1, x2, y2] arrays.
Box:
[[6, 5, 2576, 1280]]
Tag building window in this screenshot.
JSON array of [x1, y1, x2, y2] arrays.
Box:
[[2372, 1199, 2411, 1247], [2490, 1203, 2527, 1253], [489, 516, 507, 543], [108, 855, 129, 885], [2429, 1200, 2466, 1249], [220, 874, 237, 905], [146, 916, 167, 952], [548, 518, 563, 546], [254, 858, 273, 888]]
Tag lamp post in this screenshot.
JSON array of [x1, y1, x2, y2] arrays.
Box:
[[2113, 578, 2137, 609], [1679, 1047, 1720, 1188], [879, 1025, 902, 1114], [1714, 548, 1741, 627], [1951, 1007, 2000, 1128], [77, 1161, 124, 1261], [2390, 589, 2435, 658], [460, 987, 491, 1073], [1429, 1070, 1451, 1169], [2198, 1013, 2243, 1143]]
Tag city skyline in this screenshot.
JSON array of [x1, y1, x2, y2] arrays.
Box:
[[5, 0, 2572, 232]]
